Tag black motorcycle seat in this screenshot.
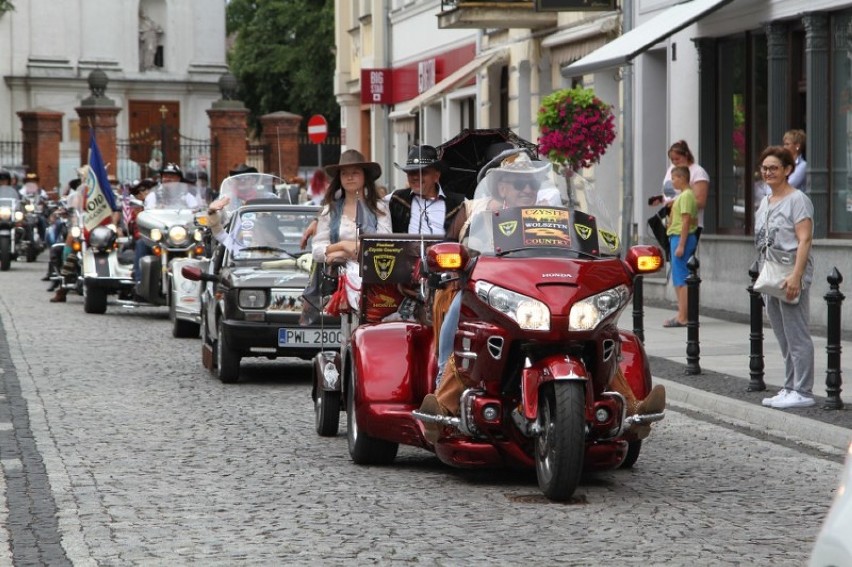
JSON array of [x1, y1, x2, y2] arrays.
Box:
[[118, 250, 135, 265]]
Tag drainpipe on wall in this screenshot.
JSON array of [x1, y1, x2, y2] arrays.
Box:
[[382, 0, 392, 184], [620, 1, 635, 246]]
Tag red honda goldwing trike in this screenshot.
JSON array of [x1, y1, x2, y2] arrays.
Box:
[[340, 173, 665, 501]]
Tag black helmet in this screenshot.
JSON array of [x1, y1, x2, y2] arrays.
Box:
[[160, 163, 183, 177], [0, 170, 10, 182], [183, 169, 198, 184], [229, 163, 258, 177]]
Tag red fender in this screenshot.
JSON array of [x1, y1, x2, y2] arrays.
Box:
[[521, 355, 588, 420], [618, 330, 653, 400]]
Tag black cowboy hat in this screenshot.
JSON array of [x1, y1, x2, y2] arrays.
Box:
[[393, 145, 445, 174], [324, 149, 382, 181], [228, 163, 258, 176], [130, 178, 156, 195], [160, 163, 183, 177]]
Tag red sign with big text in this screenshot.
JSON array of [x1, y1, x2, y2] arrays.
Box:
[[360, 69, 393, 105]]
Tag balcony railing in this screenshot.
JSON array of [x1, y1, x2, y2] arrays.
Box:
[[438, 1, 558, 30]]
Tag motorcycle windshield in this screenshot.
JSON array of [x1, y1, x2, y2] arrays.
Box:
[[218, 173, 284, 214], [229, 208, 317, 261], [153, 182, 201, 211], [468, 157, 622, 257], [0, 187, 20, 202]]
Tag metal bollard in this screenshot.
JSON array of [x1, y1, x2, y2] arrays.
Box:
[[632, 275, 645, 344], [685, 254, 701, 375], [747, 260, 766, 391], [823, 267, 845, 410]]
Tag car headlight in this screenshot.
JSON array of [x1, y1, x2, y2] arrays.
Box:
[[89, 225, 116, 250], [238, 289, 267, 309], [475, 281, 550, 331], [0, 207, 10, 220], [168, 226, 189, 246], [569, 285, 630, 331], [14, 211, 23, 221]]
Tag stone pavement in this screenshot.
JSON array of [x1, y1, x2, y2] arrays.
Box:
[[622, 302, 852, 453]]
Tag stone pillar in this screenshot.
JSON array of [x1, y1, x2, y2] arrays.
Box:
[[17, 108, 63, 192], [260, 111, 302, 178], [76, 69, 121, 179], [694, 37, 718, 233], [803, 12, 830, 238], [207, 72, 249, 188], [765, 22, 789, 147]]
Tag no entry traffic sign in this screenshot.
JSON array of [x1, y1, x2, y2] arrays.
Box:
[[307, 114, 328, 144]]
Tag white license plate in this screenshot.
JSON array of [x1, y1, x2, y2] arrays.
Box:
[[278, 328, 342, 347]]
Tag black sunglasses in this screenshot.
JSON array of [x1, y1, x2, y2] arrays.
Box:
[[504, 178, 540, 192]]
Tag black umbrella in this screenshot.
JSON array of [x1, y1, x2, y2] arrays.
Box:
[[436, 128, 539, 199]]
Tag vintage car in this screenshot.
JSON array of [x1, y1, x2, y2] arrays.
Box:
[[182, 200, 341, 383]]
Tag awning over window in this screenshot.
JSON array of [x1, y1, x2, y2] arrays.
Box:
[[542, 13, 619, 67], [390, 48, 509, 119], [562, 0, 734, 77]]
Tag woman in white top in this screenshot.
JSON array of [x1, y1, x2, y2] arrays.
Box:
[[782, 129, 808, 191], [659, 140, 710, 239], [311, 149, 392, 309]]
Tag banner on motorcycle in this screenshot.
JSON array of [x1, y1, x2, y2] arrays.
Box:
[[82, 132, 119, 231]]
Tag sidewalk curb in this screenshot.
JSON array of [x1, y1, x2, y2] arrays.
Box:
[[656, 377, 852, 454]]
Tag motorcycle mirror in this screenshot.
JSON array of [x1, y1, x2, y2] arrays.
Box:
[[625, 245, 665, 274], [426, 242, 468, 273]]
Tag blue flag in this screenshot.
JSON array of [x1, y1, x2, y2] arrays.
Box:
[[88, 131, 118, 211], [83, 131, 119, 230]]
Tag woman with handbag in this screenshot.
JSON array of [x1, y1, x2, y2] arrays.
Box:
[[311, 149, 392, 314], [755, 146, 815, 409]]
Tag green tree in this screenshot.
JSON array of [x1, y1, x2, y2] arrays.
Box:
[[226, 0, 338, 135], [0, 1, 15, 15]]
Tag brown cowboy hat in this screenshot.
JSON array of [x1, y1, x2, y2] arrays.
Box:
[[324, 149, 382, 181]]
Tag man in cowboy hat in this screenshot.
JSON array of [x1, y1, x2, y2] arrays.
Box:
[[389, 145, 465, 238]]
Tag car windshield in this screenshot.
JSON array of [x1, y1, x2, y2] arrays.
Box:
[[467, 158, 622, 258], [230, 208, 318, 261], [218, 173, 284, 214], [153, 182, 200, 211]]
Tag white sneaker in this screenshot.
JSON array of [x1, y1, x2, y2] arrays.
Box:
[[762, 389, 789, 407], [772, 391, 816, 409]]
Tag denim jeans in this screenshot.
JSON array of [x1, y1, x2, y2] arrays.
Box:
[[437, 292, 462, 384]]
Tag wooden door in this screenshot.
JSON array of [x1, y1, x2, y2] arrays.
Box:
[[128, 101, 180, 172]]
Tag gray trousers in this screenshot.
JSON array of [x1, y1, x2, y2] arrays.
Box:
[[765, 288, 815, 395]]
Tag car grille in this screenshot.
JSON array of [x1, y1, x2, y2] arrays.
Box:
[[267, 288, 305, 313]]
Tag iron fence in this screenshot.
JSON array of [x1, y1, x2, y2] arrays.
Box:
[[298, 134, 341, 169], [116, 134, 214, 183], [0, 141, 30, 174]]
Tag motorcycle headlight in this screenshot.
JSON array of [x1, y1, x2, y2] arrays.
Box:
[[14, 211, 24, 222], [238, 289, 267, 309], [89, 225, 116, 250], [70, 226, 82, 239], [0, 207, 10, 220], [24, 203, 34, 213], [168, 226, 189, 246], [150, 228, 163, 242], [193, 229, 203, 242], [475, 281, 550, 331], [569, 285, 630, 331]]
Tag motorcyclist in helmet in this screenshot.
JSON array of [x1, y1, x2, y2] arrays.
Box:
[[144, 163, 199, 209]]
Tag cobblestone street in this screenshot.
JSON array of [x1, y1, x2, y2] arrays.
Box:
[[0, 260, 843, 566]]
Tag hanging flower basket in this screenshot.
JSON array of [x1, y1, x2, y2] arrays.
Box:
[[537, 87, 617, 173]]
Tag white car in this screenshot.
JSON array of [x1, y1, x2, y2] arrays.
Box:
[[810, 439, 852, 567]]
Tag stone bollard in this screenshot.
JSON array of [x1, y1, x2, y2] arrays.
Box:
[[632, 275, 645, 344], [823, 267, 845, 410], [747, 260, 766, 392], [685, 254, 701, 375]]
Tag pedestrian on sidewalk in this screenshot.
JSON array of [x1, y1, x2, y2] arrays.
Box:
[[662, 165, 698, 328], [755, 145, 815, 409]]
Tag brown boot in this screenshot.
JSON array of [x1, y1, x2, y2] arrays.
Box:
[[49, 288, 68, 303], [434, 355, 466, 416], [418, 394, 447, 445], [635, 385, 666, 415], [611, 367, 640, 414]]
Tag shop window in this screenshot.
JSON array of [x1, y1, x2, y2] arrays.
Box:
[[715, 33, 767, 234], [831, 10, 852, 235]]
